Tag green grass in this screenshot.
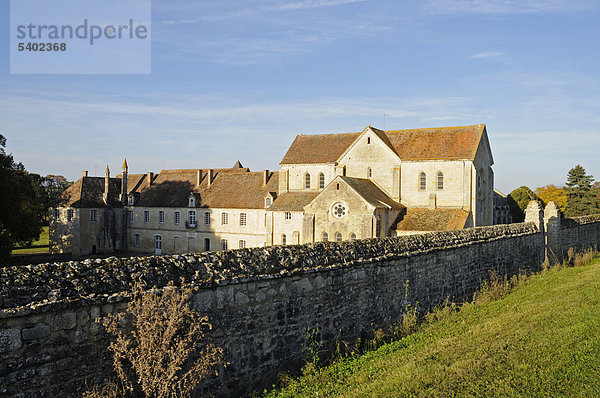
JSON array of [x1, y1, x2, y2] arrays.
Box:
[[11, 226, 49, 254], [265, 259, 600, 398]]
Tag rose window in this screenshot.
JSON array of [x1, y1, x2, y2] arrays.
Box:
[[332, 203, 347, 218]]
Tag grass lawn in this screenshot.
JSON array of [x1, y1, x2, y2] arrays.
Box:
[[11, 226, 49, 254], [265, 259, 600, 397]]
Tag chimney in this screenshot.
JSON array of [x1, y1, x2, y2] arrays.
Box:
[[196, 169, 203, 186], [147, 172, 154, 185], [263, 170, 269, 185], [208, 169, 214, 188], [83, 170, 88, 177]]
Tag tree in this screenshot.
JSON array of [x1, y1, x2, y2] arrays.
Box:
[[0, 134, 43, 264], [535, 185, 567, 212], [564, 165, 599, 217], [30, 173, 72, 225], [507, 186, 540, 222]]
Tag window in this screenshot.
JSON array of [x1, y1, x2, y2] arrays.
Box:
[[90, 209, 97, 223], [305, 173, 311, 189], [322, 232, 328, 242], [188, 196, 195, 207], [155, 235, 162, 250], [350, 233, 357, 241], [368, 167, 372, 178], [285, 212, 292, 221], [240, 213, 247, 226], [144, 210, 150, 223], [376, 218, 382, 238], [204, 212, 211, 225], [128, 210, 134, 222], [204, 238, 211, 251], [159, 210, 165, 223], [221, 239, 228, 251], [367, 137, 371, 144], [332, 203, 347, 218], [335, 232, 342, 242], [221, 212, 228, 225], [437, 172, 444, 190], [174, 211, 180, 225], [265, 197, 272, 208], [239, 240, 246, 249], [188, 210, 196, 226], [319, 173, 325, 189], [419, 172, 426, 191], [282, 234, 287, 245], [343, 166, 346, 176], [128, 196, 134, 205], [67, 209, 73, 222], [134, 234, 140, 247]]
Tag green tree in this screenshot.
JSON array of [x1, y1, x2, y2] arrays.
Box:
[[0, 134, 43, 264], [564, 165, 599, 217], [30, 173, 72, 225], [507, 186, 540, 222]]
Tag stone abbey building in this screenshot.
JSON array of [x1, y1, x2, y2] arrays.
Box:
[[50, 124, 494, 257]]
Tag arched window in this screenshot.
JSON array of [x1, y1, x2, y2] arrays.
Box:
[[419, 172, 426, 191], [319, 172, 325, 189], [282, 234, 287, 245], [350, 233, 357, 241], [322, 232, 328, 242], [335, 232, 342, 242], [305, 173, 311, 189], [368, 167, 372, 178], [437, 172, 444, 190]]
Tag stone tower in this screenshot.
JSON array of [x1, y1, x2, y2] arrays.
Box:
[[121, 158, 128, 204]]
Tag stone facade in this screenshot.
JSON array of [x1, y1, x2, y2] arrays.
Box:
[[4, 202, 597, 397]]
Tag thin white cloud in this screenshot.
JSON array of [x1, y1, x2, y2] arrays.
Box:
[[276, 0, 368, 11], [425, 0, 596, 15], [470, 51, 505, 59]]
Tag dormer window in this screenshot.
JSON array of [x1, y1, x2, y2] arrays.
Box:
[[128, 196, 134, 205], [188, 194, 195, 208], [265, 197, 272, 208]]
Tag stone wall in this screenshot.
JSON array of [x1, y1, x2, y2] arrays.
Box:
[[1, 222, 547, 397]]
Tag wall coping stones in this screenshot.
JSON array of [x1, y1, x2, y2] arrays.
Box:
[[1, 222, 538, 315], [560, 213, 600, 229]]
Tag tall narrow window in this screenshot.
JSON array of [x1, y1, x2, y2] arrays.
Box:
[[285, 212, 292, 221], [188, 210, 196, 226], [240, 213, 247, 226], [419, 172, 426, 191], [343, 166, 347, 176], [128, 210, 134, 222], [90, 209, 97, 223], [174, 211, 180, 225], [322, 232, 328, 242], [221, 212, 228, 225], [159, 210, 165, 223], [239, 240, 246, 248], [335, 232, 342, 242], [155, 235, 162, 253], [204, 212, 210, 225], [204, 238, 211, 251], [134, 234, 140, 247], [281, 234, 287, 245], [221, 239, 228, 251], [305, 173, 311, 189], [437, 172, 444, 190], [376, 218, 382, 238], [265, 197, 272, 208], [144, 210, 150, 223], [319, 173, 325, 189], [368, 167, 372, 178], [367, 137, 371, 144]]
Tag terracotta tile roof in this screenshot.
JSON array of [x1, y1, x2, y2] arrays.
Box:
[[280, 124, 486, 164], [57, 177, 123, 208], [268, 192, 320, 212], [340, 176, 405, 209], [134, 169, 278, 209], [395, 208, 469, 232], [280, 132, 360, 164]]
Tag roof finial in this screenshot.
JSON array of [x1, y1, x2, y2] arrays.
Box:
[[105, 165, 110, 176], [122, 158, 128, 172]]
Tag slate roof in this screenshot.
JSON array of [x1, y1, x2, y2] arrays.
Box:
[[57, 177, 123, 208], [280, 124, 486, 164], [268, 192, 320, 212], [395, 208, 470, 232], [339, 176, 405, 209]]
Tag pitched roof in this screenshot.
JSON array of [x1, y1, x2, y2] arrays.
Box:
[[395, 208, 469, 232], [280, 132, 360, 164], [340, 176, 405, 209], [280, 125, 486, 164], [268, 192, 320, 211], [134, 169, 278, 209], [57, 177, 123, 208]]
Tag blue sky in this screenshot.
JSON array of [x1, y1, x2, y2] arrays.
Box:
[[1, 0, 599, 193]]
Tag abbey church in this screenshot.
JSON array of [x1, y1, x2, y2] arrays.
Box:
[[50, 124, 494, 258]]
